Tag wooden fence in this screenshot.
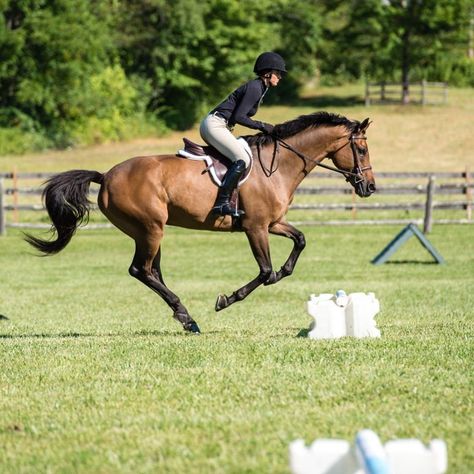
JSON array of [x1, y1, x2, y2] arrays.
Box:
[[290, 170, 473, 231], [0, 170, 473, 236], [365, 80, 448, 106]]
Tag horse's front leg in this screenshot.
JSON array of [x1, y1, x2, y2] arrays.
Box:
[[215, 227, 273, 311], [265, 221, 306, 285]]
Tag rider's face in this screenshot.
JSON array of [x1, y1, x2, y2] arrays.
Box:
[[269, 71, 281, 86]]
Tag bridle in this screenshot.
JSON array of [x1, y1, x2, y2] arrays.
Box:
[[348, 134, 372, 183], [276, 134, 371, 183]]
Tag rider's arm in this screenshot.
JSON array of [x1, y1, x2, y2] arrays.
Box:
[[229, 81, 271, 132]]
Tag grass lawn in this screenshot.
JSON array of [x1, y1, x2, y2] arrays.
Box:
[[0, 85, 473, 472], [0, 224, 473, 473]]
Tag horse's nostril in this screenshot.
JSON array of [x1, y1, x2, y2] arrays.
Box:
[[368, 183, 376, 193]]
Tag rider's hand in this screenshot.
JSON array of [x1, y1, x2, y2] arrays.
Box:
[[261, 123, 274, 135]]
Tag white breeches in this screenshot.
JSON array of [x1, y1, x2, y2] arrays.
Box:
[[199, 114, 251, 167]]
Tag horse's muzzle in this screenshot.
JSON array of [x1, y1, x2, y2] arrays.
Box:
[[351, 178, 376, 198], [367, 182, 376, 194]]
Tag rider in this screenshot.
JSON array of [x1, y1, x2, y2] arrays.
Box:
[[200, 51, 286, 216]]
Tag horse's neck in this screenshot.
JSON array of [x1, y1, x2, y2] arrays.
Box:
[[272, 127, 337, 191]]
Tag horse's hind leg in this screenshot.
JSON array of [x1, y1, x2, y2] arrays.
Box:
[[129, 231, 200, 334]]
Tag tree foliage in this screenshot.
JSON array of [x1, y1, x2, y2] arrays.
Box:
[[0, 0, 472, 152], [115, 0, 287, 128], [0, 1, 114, 143], [320, 0, 473, 90]]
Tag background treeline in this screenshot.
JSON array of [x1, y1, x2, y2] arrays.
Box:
[[0, 0, 472, 154]]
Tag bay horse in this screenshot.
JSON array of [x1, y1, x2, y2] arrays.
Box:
[[25, 112, 375, 334]]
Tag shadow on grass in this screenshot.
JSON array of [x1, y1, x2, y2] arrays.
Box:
[[296, 328, 309, 338], [0, 332, 93, 339], [384, 260, 439, 265], [132, 329, 222, 337], [0, 330, 180, 339], [0, 329, 223, 339], [0, 315, 9, 321]]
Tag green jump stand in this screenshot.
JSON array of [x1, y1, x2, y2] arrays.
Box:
[[372, 223, 445, 265]]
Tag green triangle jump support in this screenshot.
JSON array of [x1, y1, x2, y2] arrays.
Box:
[[372, 223, 445, 265]]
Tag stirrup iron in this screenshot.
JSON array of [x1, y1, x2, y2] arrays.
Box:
[[211, 202, 245, 217]]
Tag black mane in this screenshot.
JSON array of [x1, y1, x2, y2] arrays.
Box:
[[244, 111, 359, 147]]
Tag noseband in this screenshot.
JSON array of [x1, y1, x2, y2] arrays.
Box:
[[275, 134, 370, 183]]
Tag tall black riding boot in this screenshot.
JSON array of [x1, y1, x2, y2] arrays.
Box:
[[211, 160, 246, 216]]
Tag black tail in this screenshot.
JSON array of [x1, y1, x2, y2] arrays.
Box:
[[25, 170, 104, 255]]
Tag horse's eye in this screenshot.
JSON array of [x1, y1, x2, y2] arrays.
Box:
[[357, 147, 367, 156]]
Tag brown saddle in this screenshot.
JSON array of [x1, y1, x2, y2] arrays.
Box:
[[179, 138, 252, 186]]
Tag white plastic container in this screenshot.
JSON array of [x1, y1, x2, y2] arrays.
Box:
[[289, 434, 448, 474], [289, 438, 359, 474], [384, 439, 448, 474], [345, 293, 381, 338], [307, 292, 381, 340], [307, 293, 346, 339]]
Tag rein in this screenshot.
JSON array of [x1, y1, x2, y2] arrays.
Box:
[[275, 135, 370, 182]]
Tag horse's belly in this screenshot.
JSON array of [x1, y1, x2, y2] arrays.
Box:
[[166, 211, 234, 232]]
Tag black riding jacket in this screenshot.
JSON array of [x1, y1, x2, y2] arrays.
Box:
[[211, 78, 269, 131]]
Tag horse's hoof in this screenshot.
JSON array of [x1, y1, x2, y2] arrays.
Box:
[[185, 321, 201, 334], [215, 294, 228, 312]]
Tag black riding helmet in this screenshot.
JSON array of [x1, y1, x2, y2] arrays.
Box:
[[253, 52, 287, 75]]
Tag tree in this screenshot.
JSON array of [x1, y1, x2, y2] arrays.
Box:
[[114, 0, 323, 127], [320, 0, 473, 99], [0, 0, 115, 141], [381, 0, 472, 102], [114, 0, 280, 129], [264, 0, 322, 103]]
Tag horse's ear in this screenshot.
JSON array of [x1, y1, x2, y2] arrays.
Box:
[[358, 118, 372, 133]]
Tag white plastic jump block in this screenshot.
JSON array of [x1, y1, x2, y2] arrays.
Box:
[[306, 292, 381, 339], [289, 430, 448, 474]]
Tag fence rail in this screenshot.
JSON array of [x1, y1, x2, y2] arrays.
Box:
[[0, 170, 473, 235], [365, 80, 448, 106]]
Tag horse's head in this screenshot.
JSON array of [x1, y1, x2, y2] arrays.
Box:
[[330, 118, 376, 198]]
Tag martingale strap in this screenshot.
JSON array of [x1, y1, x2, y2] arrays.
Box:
[[257, 140, 280, 177]]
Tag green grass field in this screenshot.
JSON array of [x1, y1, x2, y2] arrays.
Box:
[[1, 85, 473, 472], [1, 224, 473, 473]]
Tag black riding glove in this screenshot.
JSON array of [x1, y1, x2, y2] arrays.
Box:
[[261, 123, 274, 135]]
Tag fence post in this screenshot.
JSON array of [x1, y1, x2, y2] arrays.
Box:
[[423, 175, 436, 233], [421, 80, 426, 105], [380, 82, 385, 101], [13, 166, 19, 223], [466, 167, 472, 221], [0, 178, 5, 236], [365, 80, 370, 106]]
